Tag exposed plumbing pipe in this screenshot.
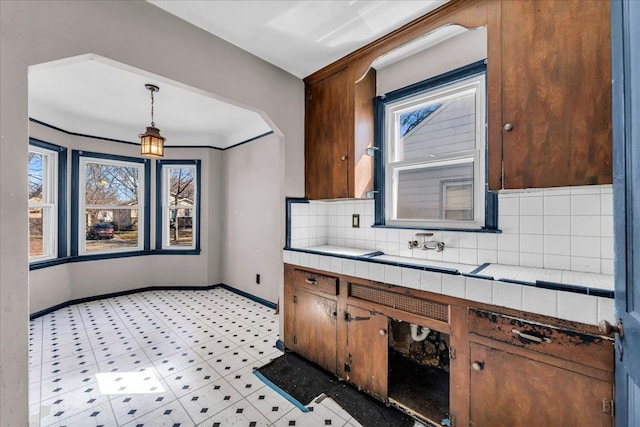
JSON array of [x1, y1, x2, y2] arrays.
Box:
[[410, 323, 430, 341]]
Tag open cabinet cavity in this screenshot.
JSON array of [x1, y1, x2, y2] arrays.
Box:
[[388, 319, 450, 426]]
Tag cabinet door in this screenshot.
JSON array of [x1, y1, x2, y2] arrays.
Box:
[[291, 290, 338, 374], [305, 68, 350, 199], [469, 343, 613, 427], [344, 304, 388, 400], [490, 0, 612, 190]]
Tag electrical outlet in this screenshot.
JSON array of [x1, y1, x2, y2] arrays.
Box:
[[352, 214, 360, 228], [256, 274, 261, 285]]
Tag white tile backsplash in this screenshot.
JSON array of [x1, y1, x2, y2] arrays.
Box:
[[289, 185, 613, 274], [522, 287, 558, 318], [492, 281, 523, 310], [557, 292, 598, 324], [465, 277, 492, 304], [442, 275, 466, 299]]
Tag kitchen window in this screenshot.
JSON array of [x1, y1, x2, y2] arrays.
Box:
[[156, 160, 201, 253], [375, 61, 497, 230], [72, 151, 150, 256], [28, 141, 63, 261]]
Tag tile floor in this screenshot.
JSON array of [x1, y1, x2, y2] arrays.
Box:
[[28, 288, 364, 427]]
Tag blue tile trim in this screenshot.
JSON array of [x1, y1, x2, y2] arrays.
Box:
[[496, 278, 614, 299], [284, 248, 614, 299], [535, 280, 614, 299], [253, 371, 310, 413], [283, 248, 461, 275], [285, 197, 309, 248], [468, 263, 491, 275], [463, 273, 494, 281]]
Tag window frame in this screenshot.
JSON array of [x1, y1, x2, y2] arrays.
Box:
[[373, 60, 498, 231], [71, 150, 150, 258], [155, 160, 201, 254], [28, 139, 67, 264]]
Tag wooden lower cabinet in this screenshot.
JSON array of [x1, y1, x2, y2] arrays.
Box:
[[344, 303, 388, 400], [283, 264, 614, 426], [288, 289, 338, 375], [469, 342, 614, 427]]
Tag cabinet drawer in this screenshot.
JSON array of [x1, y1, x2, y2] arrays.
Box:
[[468, 308, 613, 371], [293, 269, 338, 295]]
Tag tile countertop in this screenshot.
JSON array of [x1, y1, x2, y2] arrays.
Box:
[[283, 246, 615, 326], [474, 264, 614, 292]]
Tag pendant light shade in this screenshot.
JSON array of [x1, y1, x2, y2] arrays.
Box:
[[140, 84, 166, 157]]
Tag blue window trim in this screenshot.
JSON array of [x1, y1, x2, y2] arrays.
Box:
[[28, 138, 68, 266], [373, 59, 499, 232], [284, 197, 310, 249], [70, 150, 151, 258], [155, 159, 202, 255]]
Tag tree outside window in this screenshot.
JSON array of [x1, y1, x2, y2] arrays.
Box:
[[80, 157, 144, 254]]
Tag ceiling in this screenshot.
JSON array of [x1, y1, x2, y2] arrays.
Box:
[[148, 0, 448, 79], [28, 1, 448, 149]]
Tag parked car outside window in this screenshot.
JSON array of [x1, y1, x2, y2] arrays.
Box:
[[87, 222, 114, 240]]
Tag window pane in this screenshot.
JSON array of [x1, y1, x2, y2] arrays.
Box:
[[168, 168, 195, 207], [396, 92, 476, 162], [165, 167, 195, 248], [29, 152, 43, 202], [85, 162, 139, 206], [168, 208, 193, 246], [444, 182, 473, 220], [396, 163, 474, 221], [85, 208, 138, 252], [29, 207, 44, 258]]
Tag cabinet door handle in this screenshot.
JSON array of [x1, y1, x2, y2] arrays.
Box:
[[472, 361, 484, 371], [304, 278, 317, 285], [503, 123, 513, 131], [341, 155, 347, 161], [512, 329, 552, 343]]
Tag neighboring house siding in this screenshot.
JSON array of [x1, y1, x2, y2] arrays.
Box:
[[396, 94, 476, 219], [401, 93, 476, 160]]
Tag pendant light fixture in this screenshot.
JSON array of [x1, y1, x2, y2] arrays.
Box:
[[139, 83, 166, 157]]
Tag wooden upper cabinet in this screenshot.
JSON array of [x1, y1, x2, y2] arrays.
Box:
[[488, 0, 612, 190], [305, 68, 375, 200], [305, 68, 350, 199]]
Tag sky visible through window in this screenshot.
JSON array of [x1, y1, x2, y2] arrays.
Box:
[[399, 103, 441, 137]]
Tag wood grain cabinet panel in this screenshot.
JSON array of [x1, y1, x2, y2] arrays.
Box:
[[488, 0, 612, 190], [304, 68, 375, 200], [305, 68, 350, 200], [469, 342, 614, 427], [344, 304, 388, 400], [290, 289, 338, 375]]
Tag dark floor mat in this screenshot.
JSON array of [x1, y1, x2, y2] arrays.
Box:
[[257, 352, 415, 427]]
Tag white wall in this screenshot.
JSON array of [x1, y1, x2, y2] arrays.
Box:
[[376, 27, 487, 95], [222, 134, 283, 304], [1, 1, 304, 424]]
